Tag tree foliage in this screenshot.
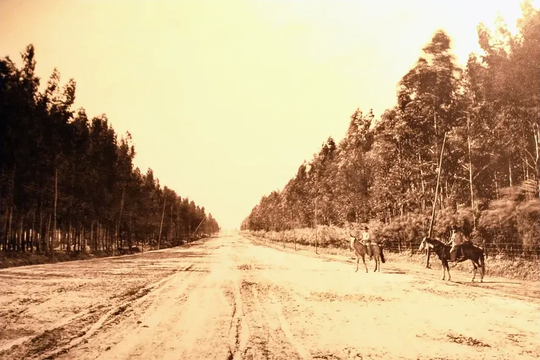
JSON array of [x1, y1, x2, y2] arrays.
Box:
[[1, 46, 219, 254], [242, 4, 540, 258]]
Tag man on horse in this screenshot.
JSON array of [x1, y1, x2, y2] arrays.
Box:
[[362, 226, 374, 259], [349, 225, 373, 259], [449, 225, 471, 262]]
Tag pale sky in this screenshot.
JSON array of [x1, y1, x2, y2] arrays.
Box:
[[0, 0, 532, 229]]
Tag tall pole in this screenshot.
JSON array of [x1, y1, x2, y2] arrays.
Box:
[[157, 197, 166, 250], [467, 114, 476, 229], [192, 215, 206, 238], [426, 132, 447, 268], [314, 199, 318, 255]]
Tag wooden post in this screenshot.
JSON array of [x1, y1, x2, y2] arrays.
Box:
[[192, 215, 206, 238], [157, 197, 167, 250], [467, 114, 476, 229], [314, 199, 318, 255], [427, 132, 447, 268]]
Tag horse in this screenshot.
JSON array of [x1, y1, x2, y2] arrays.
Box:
[[349, 235, 386, 273], [418, 237, 485, 282]]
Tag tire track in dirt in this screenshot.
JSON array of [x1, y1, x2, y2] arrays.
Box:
[[0, 264, 193, 360], [231, 253, 311, 360], [227, 280, 249, 360], [84, 270, 200, 360], [239, 280, 271, 359], [234, 280, 311, 360], [63, 241, 235, 360]]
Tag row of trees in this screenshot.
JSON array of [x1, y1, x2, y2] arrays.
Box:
[[1, 45, 220, 254], [243, 2, 540, 258]]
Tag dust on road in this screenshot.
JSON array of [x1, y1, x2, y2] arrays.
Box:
[[1, 234, 539, 360]]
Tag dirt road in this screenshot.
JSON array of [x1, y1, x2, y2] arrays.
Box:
[[1, 234, 539, 360]]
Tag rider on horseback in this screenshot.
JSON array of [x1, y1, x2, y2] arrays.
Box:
[[362, 226, 373, 260], [349, 225, 373, 259], [449, 225, 471, 262]]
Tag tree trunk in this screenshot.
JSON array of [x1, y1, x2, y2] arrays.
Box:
[[509, 159, 513, 187], [128, 213, 133, 249], [169, 203, 173, 243], [7, 206, 13, 251], [31, 209, 36, 253], [1, 206, 8, 251], [52, 168, 58, 257], [19, 222, 24, 252], [419, 154, 426, 211], [176, 207, 180, 244], [38, 202, 43, 253], [97, 222, 101, 251], [67, 206, 72, 252], [90, 221, 94, 252], [115, 185, 126, 254], [45, 213, 52, 255], [534, 124, 540, 198]]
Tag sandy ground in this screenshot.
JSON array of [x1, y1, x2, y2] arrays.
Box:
[[1, 234, 539, 360]]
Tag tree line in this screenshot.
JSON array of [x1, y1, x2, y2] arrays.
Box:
[[1, 45, 220, 254], [242, 2, 540, 259]]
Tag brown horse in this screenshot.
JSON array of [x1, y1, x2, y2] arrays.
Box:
[[349, 235, 386, 273], [419, 237, 485, 282]]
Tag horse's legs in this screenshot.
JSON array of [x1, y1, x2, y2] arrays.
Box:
[[480, 261, 485, 283], [355, 255, 359, 273], [444, 260, 451, 281], [362, 255, 368, 273], [471, 260, 478, 282], [479, 254, 485, 282], [441, 261, 445, 280]]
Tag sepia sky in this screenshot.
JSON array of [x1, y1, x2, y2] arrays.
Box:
[[0, 0, 532, 229]]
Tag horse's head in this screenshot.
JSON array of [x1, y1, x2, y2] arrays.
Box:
[[349, 234, 356, 242], [418, 238, 425, 251], [418, 237, 428, 252]]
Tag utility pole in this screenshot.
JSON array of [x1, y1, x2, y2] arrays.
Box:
[[427, 132, 447, 268], [314, 199, 318, 255], [191, 215, 206, 238], [157, 197, 166, 250], [467, 114, 476, 229]]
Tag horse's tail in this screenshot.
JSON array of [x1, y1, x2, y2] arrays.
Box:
[[380, 247, 386, 263]]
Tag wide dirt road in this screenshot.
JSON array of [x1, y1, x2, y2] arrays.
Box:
[[1, 234, 539, 360]]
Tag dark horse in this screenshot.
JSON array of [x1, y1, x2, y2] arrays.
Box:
[[418, 237, 485, 282], [349, 235, 386, 273]]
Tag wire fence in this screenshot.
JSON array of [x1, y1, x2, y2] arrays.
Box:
[[247, 226, 540, 261]]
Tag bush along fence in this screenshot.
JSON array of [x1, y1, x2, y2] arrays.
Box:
[[244, 201, 540, 262]]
